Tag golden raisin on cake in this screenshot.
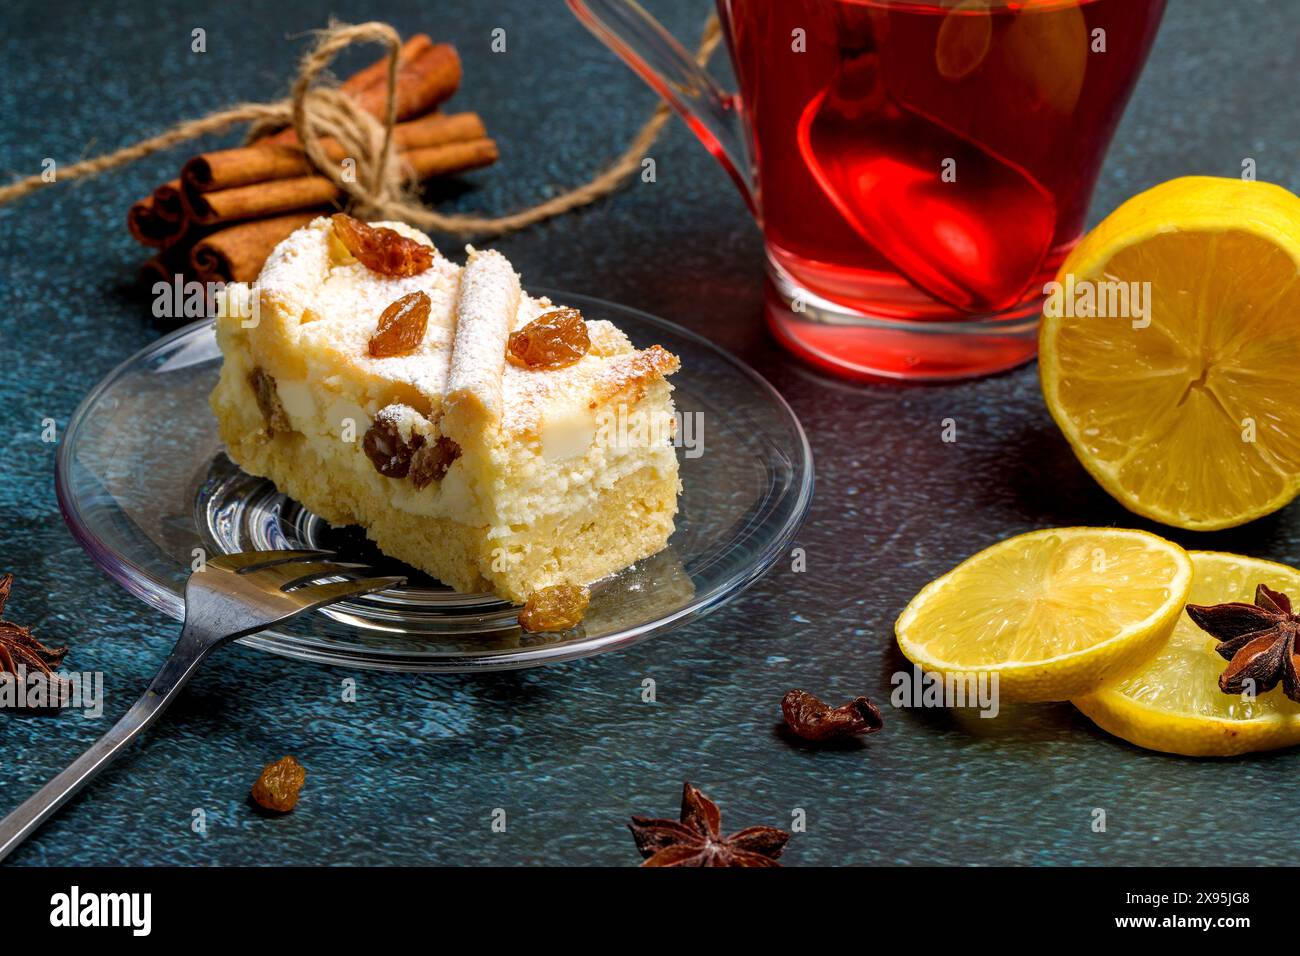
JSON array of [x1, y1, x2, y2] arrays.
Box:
[[209, 216, 682, 605], [369, 291, 431, 357], [506, 308, 590, 370], [331, 213, 434, 277]]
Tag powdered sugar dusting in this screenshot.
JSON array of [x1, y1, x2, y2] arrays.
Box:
[[258, 217, 458, 402], [446, 247, 520, 422], [501, 345, 680, 434]]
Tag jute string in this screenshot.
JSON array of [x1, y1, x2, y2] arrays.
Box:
[[0, 17, 722, 238]]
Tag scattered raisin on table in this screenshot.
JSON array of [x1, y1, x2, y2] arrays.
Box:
[[781, 689, 884, 743], [251, 756, 306, 813], [506, 308, 590, 370], [518, 584, 590, 632], [332, 213, 433, 277]]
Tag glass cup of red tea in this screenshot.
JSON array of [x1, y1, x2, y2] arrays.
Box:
[[569, 0, 1167, 381]]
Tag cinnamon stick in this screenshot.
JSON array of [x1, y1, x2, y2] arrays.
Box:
[[152, 180, 186, 223], [127, 193, 181, 247], [185, 176, 342, 225], [261, 40, 461, 147], [391, 111, 487, 151], [343, 34, 434, 99], [137, 241, 196, 288], [402, 138, 499, 180], [184, 146, 313, 195], [127, 179, 189, 247], [354, 42, 461, 121], [183, 112, 487, 194], [190, 210, 327, 282], [185, 137, 498, 226]]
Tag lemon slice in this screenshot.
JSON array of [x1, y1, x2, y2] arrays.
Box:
[[1039, 176, 1300, 530], [1075, 551, 1300, 756], [935, 2, 992, 81], [895, 528, 1191, 702]]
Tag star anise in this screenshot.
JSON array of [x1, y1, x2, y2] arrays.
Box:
[[1186, 583, 1300, 701], [0, 573, 67, 688], [628, 782, 790, 867]]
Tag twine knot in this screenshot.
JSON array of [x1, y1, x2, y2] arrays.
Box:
[[282, 22, 411, 222]]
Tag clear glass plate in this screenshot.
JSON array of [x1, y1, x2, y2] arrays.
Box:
[[55, 292, 813, 672]]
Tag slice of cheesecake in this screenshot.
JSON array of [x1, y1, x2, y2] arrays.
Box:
[[210, 215, 680, 604]]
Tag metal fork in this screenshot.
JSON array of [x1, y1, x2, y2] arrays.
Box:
[[0, 549, 403, 862]]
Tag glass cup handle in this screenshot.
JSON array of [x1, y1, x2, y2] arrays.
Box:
[[566, 0, 756, 214]]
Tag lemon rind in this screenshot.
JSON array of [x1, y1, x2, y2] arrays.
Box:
[[1074, 550, 1300, 756], [1039, 177, 1300, 532], [894, 527, 1193, 678], [1073, 693, 1300, 758]]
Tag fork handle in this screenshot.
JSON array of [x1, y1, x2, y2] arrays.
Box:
[[0, 624, 218, 863]]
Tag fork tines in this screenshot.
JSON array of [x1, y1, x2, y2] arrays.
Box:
[[206, 550, 404, 606]]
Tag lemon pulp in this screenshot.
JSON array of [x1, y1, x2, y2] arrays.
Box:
[[895, 527, 1192, 702], [1040, 177, 1300, 530]]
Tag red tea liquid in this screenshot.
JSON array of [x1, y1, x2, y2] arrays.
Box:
[[719, 0, 1166, 324]]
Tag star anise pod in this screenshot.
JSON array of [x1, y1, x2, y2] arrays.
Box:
[[0, 573, 67, 688], [1186, 583, 1300, 701], [628, 782, 790, 867]]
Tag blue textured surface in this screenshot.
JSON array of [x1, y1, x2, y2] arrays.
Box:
[[1, 0, 1298, 866]]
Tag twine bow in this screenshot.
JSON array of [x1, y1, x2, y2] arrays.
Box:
[[0, 18, 721, 239]]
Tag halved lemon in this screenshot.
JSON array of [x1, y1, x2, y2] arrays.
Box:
[[1039, 176, 1300, 530], [895, 527, 1191, 702], [1075, 551, 1300, 757]]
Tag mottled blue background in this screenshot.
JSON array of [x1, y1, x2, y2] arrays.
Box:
[[1, 0, 1298, 866]]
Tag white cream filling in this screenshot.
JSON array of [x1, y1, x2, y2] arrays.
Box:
[[244, 368, 676, 537]]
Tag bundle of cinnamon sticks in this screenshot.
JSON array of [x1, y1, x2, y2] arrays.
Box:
[[131, 35, 497, 287]]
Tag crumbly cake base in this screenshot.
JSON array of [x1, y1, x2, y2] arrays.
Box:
[[212, 365, 679, 602]]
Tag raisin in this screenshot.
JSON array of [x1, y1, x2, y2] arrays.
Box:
[[369, 291, 430, 357], [506, 308, 590, 370], [331, 213, 434, 277], [363, 412, 424, 478], [410, 436, 461, 489], [780, 690, 884, 743], [248, 367, 290, 434], [518, 584, 590, 632], [250, 755, 306, 813]]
